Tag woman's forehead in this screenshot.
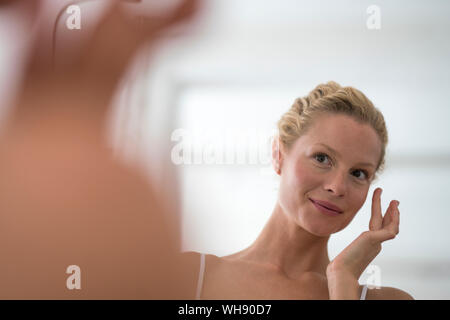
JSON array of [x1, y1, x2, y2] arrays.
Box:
[[296, 114, 382, 165]]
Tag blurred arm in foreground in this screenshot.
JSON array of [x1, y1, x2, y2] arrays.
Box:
[[0, 0, 201, 299]]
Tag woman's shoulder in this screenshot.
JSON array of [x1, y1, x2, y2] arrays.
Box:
[[181, 251, 243, 281], [364, 285, 415, 300], [181, 251, 225, 272], [181, 251, 202, 261], [181, 251, 221, 262]]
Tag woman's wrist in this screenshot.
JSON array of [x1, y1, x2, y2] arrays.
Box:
[[326, 268, 360, 300]]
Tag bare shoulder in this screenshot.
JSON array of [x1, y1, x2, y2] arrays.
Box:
[[181, 251, 202, 263], [365, 285, 415, 300], [180, 251, 225, 275], [181, 251, 222, 262], [184, 252, 246, 283]]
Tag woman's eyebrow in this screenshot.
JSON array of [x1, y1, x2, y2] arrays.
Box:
[[315, 143, 376, 168], [316, 143, 340, 156]]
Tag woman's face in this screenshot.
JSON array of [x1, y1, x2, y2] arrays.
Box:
[[275, 113, 382, 237]]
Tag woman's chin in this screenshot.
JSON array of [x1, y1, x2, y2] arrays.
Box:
[[310, 229, 334, 238], [301, 219, 342, 237]]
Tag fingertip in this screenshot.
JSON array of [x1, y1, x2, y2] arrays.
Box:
[[390, 201, 400, 210]]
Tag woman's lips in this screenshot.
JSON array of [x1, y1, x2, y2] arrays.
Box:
[[309, 198, 343, 216]]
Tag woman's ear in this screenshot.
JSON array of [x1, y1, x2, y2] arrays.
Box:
[[271, 135, 283, 175]]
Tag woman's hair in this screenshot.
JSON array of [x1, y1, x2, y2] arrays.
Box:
[[277, 81, 388, 176]]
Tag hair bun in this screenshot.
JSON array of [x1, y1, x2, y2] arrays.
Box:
[[292, 81, 342, 114], [307, 81, 342, 102]]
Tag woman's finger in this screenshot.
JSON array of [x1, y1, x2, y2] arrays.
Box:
[[368, 201, 400, 243], [382, 200, 398, 229], [381, 200, 394, 228], [369, 188, 383, 231], [18, 1, 53, 84], [77, 0, 201, 94], [386, 202, 400, 235], [395, 206, 400, 234]]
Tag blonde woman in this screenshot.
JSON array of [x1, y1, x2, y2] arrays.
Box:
[[188, 81, 414, 300]]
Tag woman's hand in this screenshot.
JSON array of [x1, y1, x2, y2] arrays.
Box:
[[14, 0, 200, 118], [326, 188, 400, 299]]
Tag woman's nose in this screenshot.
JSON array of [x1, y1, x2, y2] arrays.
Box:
[[324, 171, 347, 197]]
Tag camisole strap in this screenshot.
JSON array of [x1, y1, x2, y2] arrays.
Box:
[[195, 253, 206, 300], [360, 284, 368, 300]]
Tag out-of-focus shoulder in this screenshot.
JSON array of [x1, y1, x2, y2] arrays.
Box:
[[181, 252, 222, 269], [181, 251, 201, 260]]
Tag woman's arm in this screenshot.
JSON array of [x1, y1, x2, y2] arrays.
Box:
[[326, 267, 360, 300], [0, 0, 201, 299]]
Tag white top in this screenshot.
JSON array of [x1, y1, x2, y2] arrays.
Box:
[[195, 253, 368, 300]]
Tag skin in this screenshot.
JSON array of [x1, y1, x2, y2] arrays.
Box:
[[197, 113, 414, 299], [0, 0, 202, 299]]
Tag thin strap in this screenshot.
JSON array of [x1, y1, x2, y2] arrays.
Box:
[[360, 284, 368, 300], [195, 253, 206, 300]]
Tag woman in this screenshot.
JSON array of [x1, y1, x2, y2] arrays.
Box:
[[189, 81, 414, 300]]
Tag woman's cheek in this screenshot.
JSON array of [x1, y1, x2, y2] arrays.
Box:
[[349, 188, 368, 214], [279, 161, 314, 210], [293, 160, 320, 189]]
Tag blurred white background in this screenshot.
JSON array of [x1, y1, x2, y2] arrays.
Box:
[[1, 0, 449, 299]]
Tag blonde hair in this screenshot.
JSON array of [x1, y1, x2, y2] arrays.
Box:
[[277, 81, 388, 175]]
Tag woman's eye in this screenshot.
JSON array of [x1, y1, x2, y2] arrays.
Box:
[[314, 153, 330, 165], [352, 170, 368, 180]]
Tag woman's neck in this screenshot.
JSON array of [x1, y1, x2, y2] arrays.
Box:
[[237, 202, 331, 279]]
